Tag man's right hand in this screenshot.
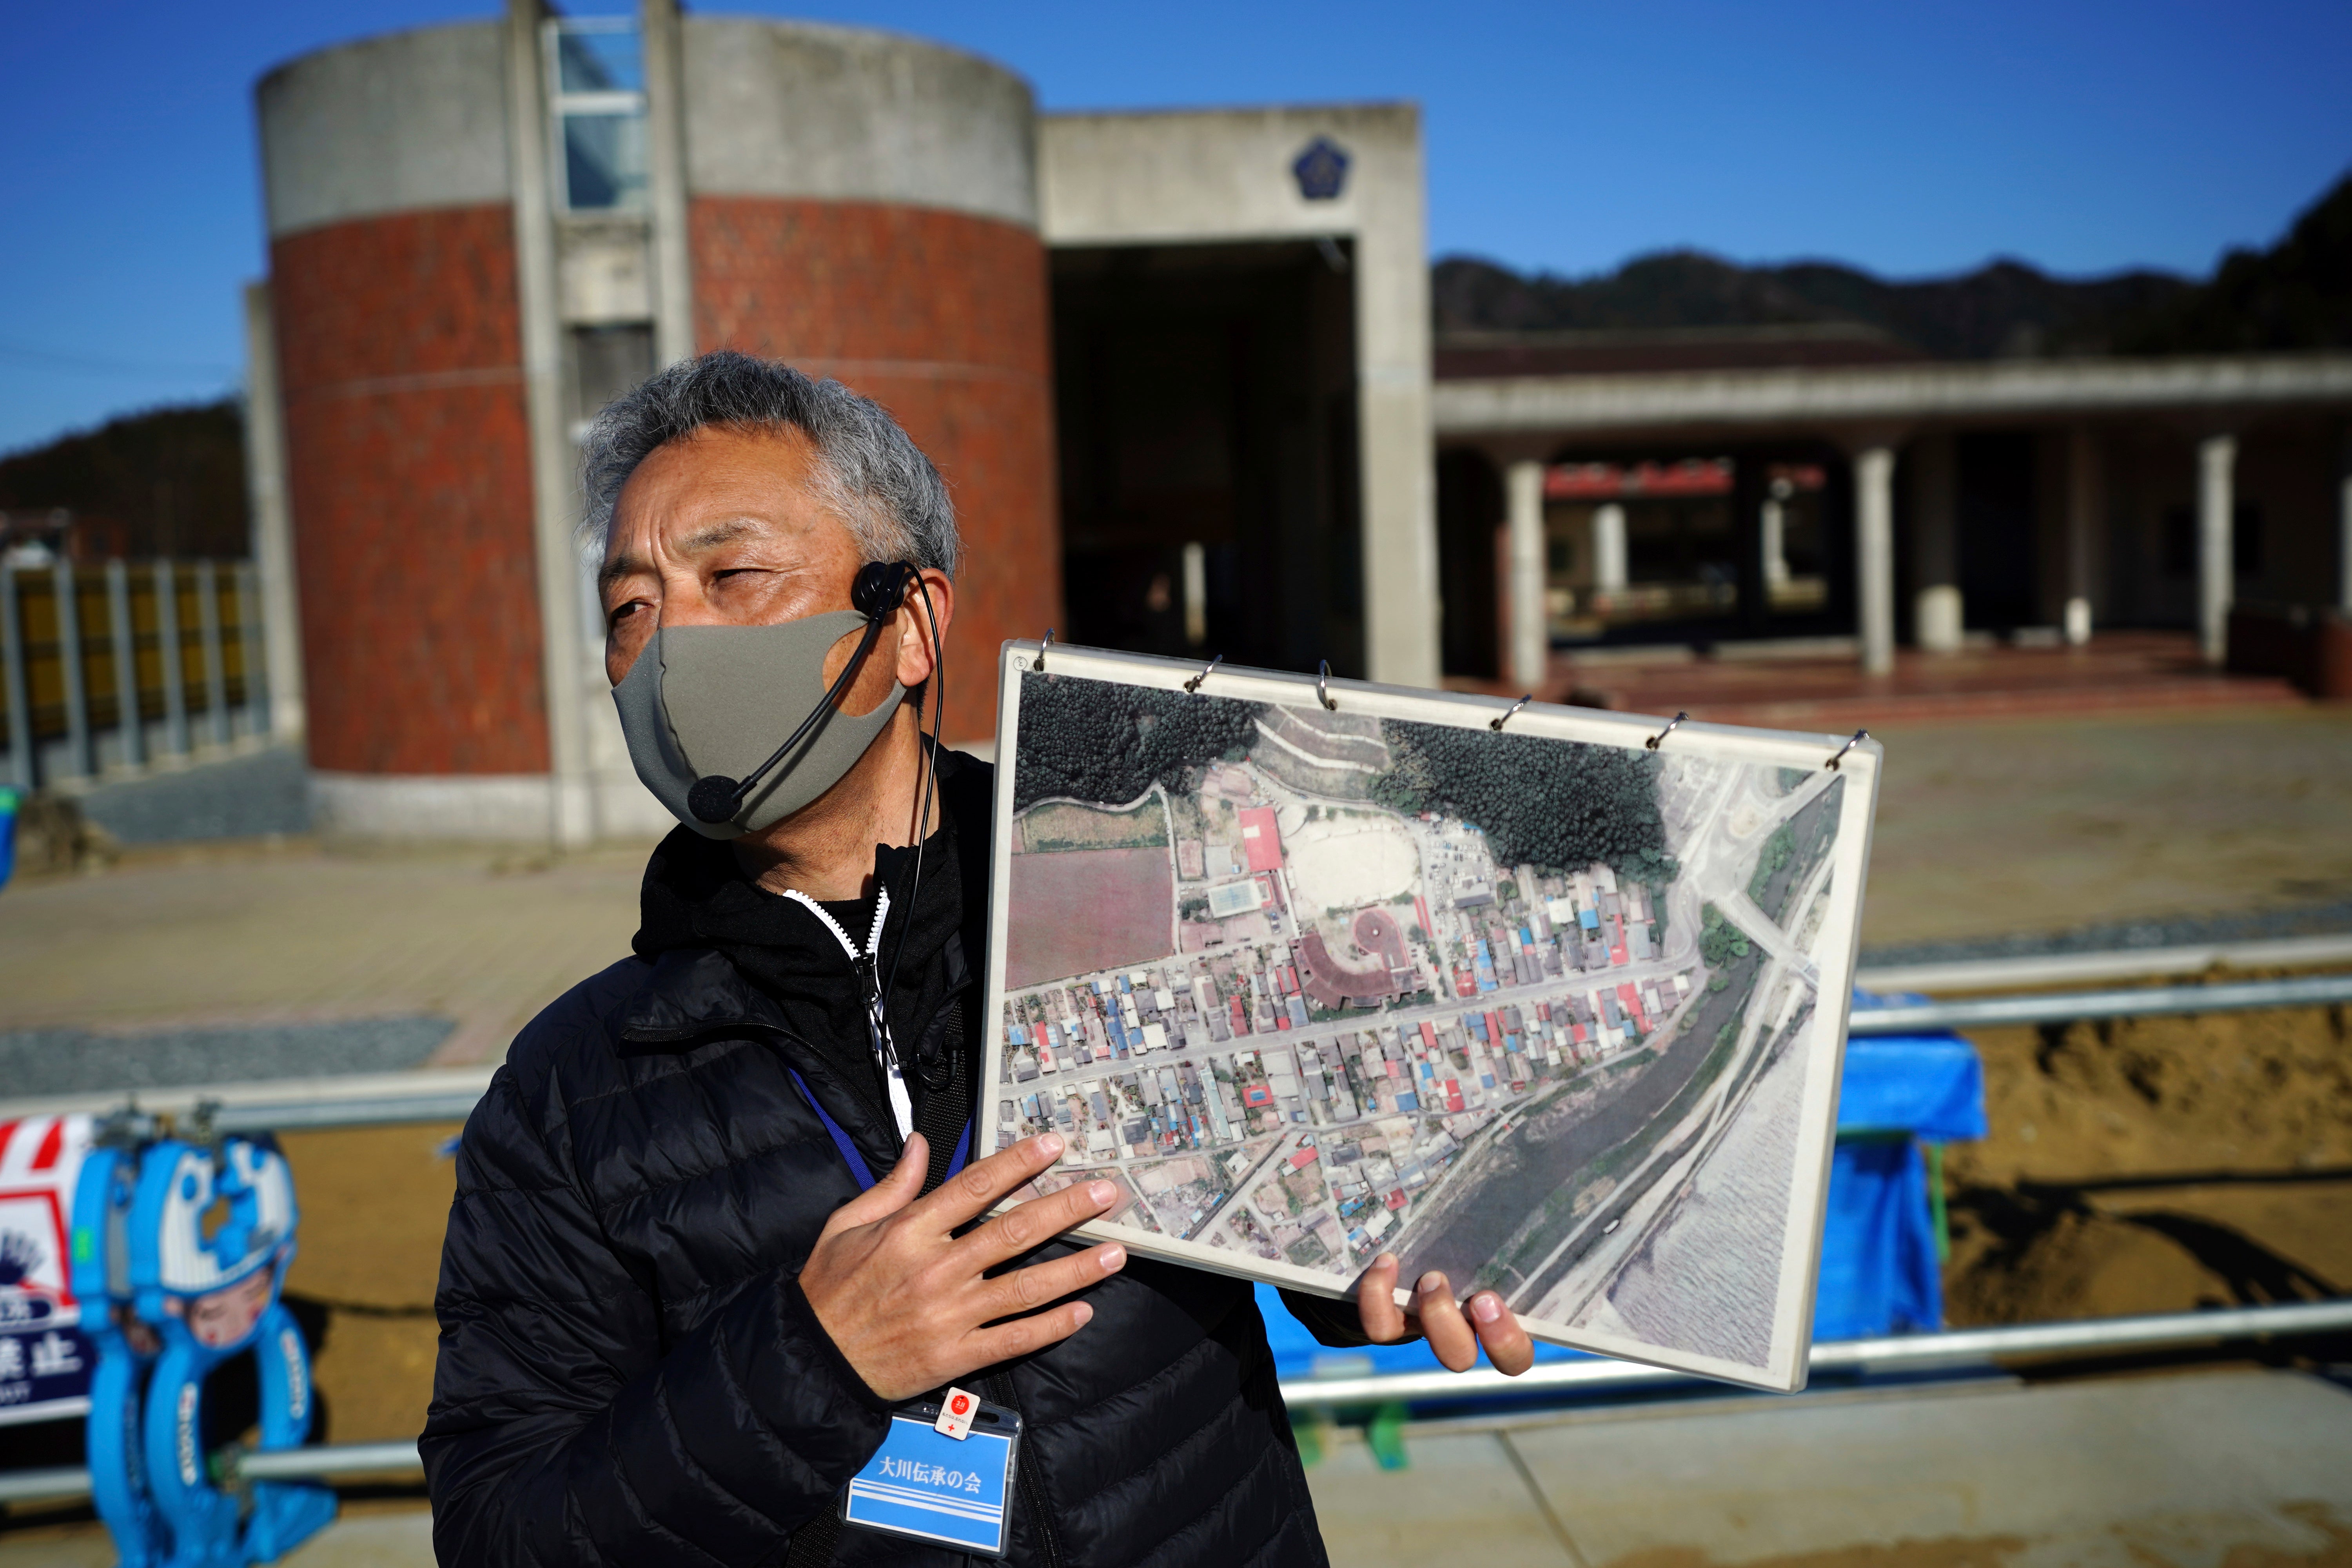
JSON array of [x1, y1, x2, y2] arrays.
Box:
[[799, 1132, 1126, 1402]]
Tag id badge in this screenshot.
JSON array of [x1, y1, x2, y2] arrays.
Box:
[[840, 1395, 1021, 1557]]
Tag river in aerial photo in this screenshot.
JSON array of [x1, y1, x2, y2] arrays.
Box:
[[1577, 1036, 1810, 1368]]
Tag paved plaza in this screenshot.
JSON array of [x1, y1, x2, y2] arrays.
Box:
[[5, 1367, 2348, 1565], [7, 704, 2347, 1077]]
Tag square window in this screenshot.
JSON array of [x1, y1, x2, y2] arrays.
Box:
[[563, 112, 647, 212]]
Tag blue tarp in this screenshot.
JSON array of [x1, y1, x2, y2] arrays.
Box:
[[1257, 993, 1985, 1379], [0, 788, 15, 891], [1815, 998, 1987, 1340]]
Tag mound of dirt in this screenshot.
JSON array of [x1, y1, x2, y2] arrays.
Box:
[[1942, 974, 2352, 1326]]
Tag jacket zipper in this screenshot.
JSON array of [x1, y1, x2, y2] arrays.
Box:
[[779, 887, 912, 1142]]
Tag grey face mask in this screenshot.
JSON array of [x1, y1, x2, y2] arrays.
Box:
[[612, 609, 905, 839]]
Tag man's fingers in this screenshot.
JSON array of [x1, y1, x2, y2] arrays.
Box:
[[1414, 1271, 1479, 1372], [1466, 1290, 1534, 1376], [965, 1298, 1097, 1367], [977, 1241, 1126, 1321], [827, 1132, 929, 1230], [958, 1176, 1121, 1268], [915, 1133, 1068, 1231], [1355, 1253, 1408, 1344]]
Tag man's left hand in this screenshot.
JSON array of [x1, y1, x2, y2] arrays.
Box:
[[1352, 1253, 1534, 1375]]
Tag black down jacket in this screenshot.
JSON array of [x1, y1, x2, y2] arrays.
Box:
[[423, 749, 1355, 1566]]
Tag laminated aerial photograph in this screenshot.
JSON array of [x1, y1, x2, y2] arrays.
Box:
[[981, 644, 1883, 1390]]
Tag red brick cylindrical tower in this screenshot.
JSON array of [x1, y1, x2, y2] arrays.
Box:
[[257, 15, 1062, 837], [258, 25, 552, 790], [682, 21, 1059, 747]]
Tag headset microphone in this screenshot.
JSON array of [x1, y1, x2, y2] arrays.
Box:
[[685, 561, 919, 824]]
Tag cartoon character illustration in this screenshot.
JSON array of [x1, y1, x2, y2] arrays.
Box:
[[126, 1132, 335, 1568]]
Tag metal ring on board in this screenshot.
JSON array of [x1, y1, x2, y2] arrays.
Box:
[[1645, 711, 1689, 751], [1489, 693, 1533, 732], [1033, 629, 1054, 672], [1184, 653, 1223, 693], [1826, 728, 1869, 770], [1317, 660, 1337, 711]]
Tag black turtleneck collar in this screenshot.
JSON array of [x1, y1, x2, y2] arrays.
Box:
[[630, 745, 995, 1130]]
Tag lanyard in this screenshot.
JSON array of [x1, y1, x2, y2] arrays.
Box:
[[787, 1068, 971, 1194]]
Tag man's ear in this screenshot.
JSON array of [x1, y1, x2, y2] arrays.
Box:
[[895, 570, 955, 689]]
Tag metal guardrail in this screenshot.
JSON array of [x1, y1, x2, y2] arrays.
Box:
[[0, 974, 2327, 1146], [5, 971, 2342, 1138], [1280, 1296, 2352, 1409], [1846, 971, 2352, 1036], [3, 1298, 2346, 1504], [1853, 931, 2352, 994]]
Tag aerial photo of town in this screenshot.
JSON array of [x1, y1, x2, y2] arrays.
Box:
[[989, 666, 1868, 1378]]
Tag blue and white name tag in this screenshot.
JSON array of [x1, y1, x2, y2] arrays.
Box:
[[840, 1399, 1020, 1557]]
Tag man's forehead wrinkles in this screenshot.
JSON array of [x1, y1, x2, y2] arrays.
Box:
[[677, 517, 760, 553]]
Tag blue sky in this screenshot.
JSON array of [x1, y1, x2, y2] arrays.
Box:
[[6, 1, 2347, 455]]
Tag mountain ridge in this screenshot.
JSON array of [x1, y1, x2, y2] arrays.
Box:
[[1435, 169, 2352, 362]]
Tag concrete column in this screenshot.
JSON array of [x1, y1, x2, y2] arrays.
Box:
[[1761, 483, 1790, 591], [240, 282, 304, 738], [2197, 433, 2236, 666], [0, 567, 30, 790], [2064, 426, 2099, 646], [1855, 444, 1897, 675], [1592, 503, 1628, 596], [105, 560, 142, 770], [196, 560, 230, 747], [54, 563, 93, 779], [641, 0, 695, 368], [156, 561, 189, 759], [1352, 116, 1441, 689], [1504, 459, 1548, 690], [506, 0, 596, 846], [1180, 541, 1207, 648], [1910, 432, 1962, 653]]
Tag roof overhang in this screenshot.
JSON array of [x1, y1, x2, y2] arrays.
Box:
[[1432, 352, 2352, 446]]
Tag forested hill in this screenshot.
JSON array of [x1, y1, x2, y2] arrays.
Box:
[[1436, 169, 2352, 361], [0, 398, 247, 558]]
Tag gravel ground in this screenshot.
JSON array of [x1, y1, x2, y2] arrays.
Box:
[[72, 744, 310, 844], [0, 1016, 452, 1096]]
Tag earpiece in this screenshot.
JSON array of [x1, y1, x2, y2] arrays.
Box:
[[851, 561, 918, 619]]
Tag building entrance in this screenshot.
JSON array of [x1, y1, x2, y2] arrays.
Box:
[[1049, 240, 1361, 677]]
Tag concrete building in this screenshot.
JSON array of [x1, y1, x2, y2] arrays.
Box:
[[1431, 330, 2352, 689], [246, 4, 2352, 842], [249, 2, 1428, 840]]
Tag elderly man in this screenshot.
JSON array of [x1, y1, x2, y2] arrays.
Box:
[[423, 350, 1532, 1566]]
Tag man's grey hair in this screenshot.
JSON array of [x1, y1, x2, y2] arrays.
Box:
[[579, 349, 959, 577]]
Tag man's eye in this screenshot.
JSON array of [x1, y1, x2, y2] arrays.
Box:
[[608, 601, 644, 627]]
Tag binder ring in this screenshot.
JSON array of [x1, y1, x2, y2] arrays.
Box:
[[1490, 693, 1533, 732], [1316, 660, 1337, 711], [1646, 711, 1689, 751], [1184, 653, 1223, 693], [1033, 628, 1054, 672], [1826, 728, 1869, 770]]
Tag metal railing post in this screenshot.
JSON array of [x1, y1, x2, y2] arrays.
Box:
[[0, 564, 33, 791], [236, 560, 269, 740], [106, 558, 143, 770], [53, 561, 92, 780], [196, 560, 229, 749]]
